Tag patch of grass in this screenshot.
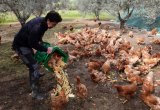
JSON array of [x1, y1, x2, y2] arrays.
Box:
[[0, 12, 18, 24], [0, 10, 115, 24], [0, 42, 27, 81], [59, 10, 115, 20], [59, 10, 82, 19]]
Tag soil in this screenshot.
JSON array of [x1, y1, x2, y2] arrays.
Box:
[[0, 19, 160, 110]]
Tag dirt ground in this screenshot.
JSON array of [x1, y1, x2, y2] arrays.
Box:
[[0, 19, 160, 110]]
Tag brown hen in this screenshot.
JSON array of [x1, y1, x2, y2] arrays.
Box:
[[102, 60, 111, 74], [142, 58, 159, 68], [118, 41, 131, 53], [76, 76, 88, 99], [113, 82, 138, 99], [134, 65, 151, 74], [127, 73, 143, 84], [142, 71, 154, 94], [51, 89, 68, 110], [90, 70, 106, 83], [128, 31, 134, 38], [136, 37, 145, 45], [87, 60, 104, 72], [151, 28, 158, 35], [140, 91, 158, 109]]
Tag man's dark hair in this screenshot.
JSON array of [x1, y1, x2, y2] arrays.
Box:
[[45, 11, 62, 23]]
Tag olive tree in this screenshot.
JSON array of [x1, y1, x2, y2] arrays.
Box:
[[0, 3, 9, 23], [0, 0, 9, 20], [49, 0, 70, 10], [77, 0, 106, 20], [2, 0, 34, 26], [133, 0, 160, 24], [32, 0, 48, 17], [105, 0, 140, 29]]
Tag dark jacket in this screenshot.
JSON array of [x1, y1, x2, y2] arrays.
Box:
[[12, 17, 48, 52]]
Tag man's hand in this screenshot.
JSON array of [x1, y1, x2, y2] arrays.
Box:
[[47, 47, 53, 54], [32, 48, 37, 54]]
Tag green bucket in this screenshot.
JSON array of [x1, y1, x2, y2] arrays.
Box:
[[34, 42, 68, 72]]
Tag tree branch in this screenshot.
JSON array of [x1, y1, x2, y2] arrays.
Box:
[[118, 11, 122, 21], [124, 6, 134, 20]]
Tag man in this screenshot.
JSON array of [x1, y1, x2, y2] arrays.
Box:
[[12, 11, 62, 100]]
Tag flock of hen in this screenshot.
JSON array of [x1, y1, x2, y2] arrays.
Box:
[[51, 26, 160, 110]]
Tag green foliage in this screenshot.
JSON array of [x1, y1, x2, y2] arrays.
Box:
[[0, 13, 5, 23], [0, 12, 17, 24]]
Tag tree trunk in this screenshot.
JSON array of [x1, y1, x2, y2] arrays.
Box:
[[19, 19, 26, 27], [38, 10, 43, 17], [120, 20, 126, 29], [96, 15, 100, 20], [20, 21, 25, 27], [94, 10, 100, 21], [3, 0, 31, 27], [118, 7, 135, 29]]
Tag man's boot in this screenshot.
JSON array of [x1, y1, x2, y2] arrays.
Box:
[[30, 71, 46, 100], [30, 83, 46, 100]]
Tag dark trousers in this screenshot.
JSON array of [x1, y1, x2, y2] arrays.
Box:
[[15, 47, 41, 89]]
